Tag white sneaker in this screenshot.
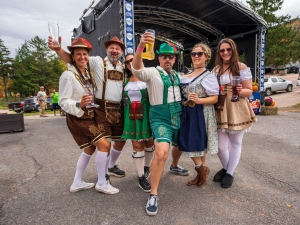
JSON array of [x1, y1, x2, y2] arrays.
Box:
[[95, 182, 119, 194], [70, 181, 95, 193]]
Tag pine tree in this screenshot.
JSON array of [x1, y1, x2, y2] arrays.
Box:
[[246, 0, 300, 68], [0, 38, 14, 102], [11, 36, 65, 97]]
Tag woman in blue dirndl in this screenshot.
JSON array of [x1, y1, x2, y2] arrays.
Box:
[[179, 43, 219, 187]]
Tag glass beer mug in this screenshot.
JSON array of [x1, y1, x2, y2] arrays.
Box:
[[142, 29, 155, 60], [48, 21, 61, 50]]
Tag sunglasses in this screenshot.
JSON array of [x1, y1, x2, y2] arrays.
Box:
[[190, 52, 204, 57], [125, 58, 133, 64], [160, 54, 175, 60], [219, 48, 232, 53]]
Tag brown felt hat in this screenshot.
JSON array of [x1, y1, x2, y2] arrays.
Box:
[[67, 38, 93, 52], [104, 36, 125, 51]]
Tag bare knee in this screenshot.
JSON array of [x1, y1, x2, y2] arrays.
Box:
[[84, 146, 96, 155], [113, 141, 126, 150], [93, 138, 111, 152], [154, 149, 168, 162]]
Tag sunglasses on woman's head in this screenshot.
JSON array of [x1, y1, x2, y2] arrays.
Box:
[[219, 48, 232, 53], [190, 52, 204, 57], [160, 54, 175, 60], [125, 58, 133, 64]]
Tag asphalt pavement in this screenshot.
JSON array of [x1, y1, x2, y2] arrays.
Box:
[[0, 77, 299, 224]]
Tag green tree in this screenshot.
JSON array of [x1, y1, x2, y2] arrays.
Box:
[[246, 0, 290, 26], [11, 36, 65, 97], [265, 25, 300, 67], [0, 38, 14, 101], [246, 0, 300, 68]]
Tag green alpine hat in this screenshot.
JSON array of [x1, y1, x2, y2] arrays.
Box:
[[156, 43, 178, 55]]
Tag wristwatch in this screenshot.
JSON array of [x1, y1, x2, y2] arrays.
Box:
[[75, 102, 80, 108]]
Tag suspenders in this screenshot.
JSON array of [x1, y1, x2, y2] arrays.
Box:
[[101, 58, 125, 101]]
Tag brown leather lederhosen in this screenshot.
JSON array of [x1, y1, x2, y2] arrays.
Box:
[[93, 59, 125, 140]]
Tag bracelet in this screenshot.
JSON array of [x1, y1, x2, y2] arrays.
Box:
[[198, 98, 203, 104], [137, 46, 144, 52]]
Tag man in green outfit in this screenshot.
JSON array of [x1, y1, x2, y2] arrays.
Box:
[[50, 88, 62, 116], [132, 33, 189, 216]]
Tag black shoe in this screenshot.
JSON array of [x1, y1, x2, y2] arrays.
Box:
[[105, 174, 111, 184], [144, 166, 150, 179], [139, 175, 151, 192], [213, 168, 227, 182], [108, 165, 126, 177], [221, 173, 234, 188]]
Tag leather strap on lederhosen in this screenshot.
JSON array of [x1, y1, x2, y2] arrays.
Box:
[[101, 58, 125, 100]]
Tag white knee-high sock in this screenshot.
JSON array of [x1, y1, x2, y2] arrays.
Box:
[[217, 129, 230, 170], [72, 152, 91, 186], [108, 147, 121, 168], [133, 150, 145, 177], [144, 146, 154, 167], [95, 151, 108, 186], [133, 158, 145, 177], [226, 131, 245, 175], [105, 156, 110, 175]]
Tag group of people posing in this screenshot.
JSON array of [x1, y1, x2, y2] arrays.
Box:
[[48, 32, 257, 216]]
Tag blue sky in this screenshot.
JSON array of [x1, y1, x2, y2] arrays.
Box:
[[0, 0, 298, 58]]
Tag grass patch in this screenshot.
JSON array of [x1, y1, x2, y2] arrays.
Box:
[[23, 110, 54, 116], [292, 103, 300, 108]]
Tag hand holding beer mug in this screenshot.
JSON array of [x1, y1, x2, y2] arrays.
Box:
[[142, 29, 155, 60], [231, 76, 241, 102], [185, 82, 196, 107], [48, 21, 61, 50]]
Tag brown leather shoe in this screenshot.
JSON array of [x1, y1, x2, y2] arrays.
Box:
[[187, 168, 200, 186], [196, 166, 210, 187]]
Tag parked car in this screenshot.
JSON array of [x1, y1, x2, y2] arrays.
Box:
[[23, 97, 40, 112], [7, 101, 24, 113], [286, 66, 300, 74], [264, 76, 293, 96], [297, 73, 300, 86], [46, 97, 53, 110]]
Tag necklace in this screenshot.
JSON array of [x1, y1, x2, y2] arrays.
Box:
[[193, 66, 206, 69]]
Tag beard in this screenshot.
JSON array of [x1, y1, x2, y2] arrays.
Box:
[[162, 63, 172, 72], [107, 53, 122, 63]]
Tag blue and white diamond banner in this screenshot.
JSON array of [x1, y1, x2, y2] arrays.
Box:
[[260, 33, 265, 91], [124, 0, 135, 54]]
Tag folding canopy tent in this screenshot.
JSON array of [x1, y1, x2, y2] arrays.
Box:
[[74, 0, 268, 97]]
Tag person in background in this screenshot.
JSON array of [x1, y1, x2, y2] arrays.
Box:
[[212, 38, 257, 188], [59, 38, 119, 194], [178, 43, 219, 187], [121, 53, 154, 192], [50, 88, 62, 116], [131, 34, 189, 216], [37, 86, 47, 117]]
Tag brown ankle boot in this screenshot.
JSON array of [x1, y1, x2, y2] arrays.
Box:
[[187, 167, 200, 186], [196, 166, 209, 187]]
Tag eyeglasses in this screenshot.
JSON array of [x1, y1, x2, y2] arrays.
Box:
[[125, 58, 133, 64], [190, 52, 204, 57], [160, 54, 175, 60], [219, 48, 232, 53]]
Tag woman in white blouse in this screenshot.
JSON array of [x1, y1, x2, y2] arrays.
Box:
[[121, 53, 154, 192], [212, 38, 257, 188], [178, 43, 219, 187]]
